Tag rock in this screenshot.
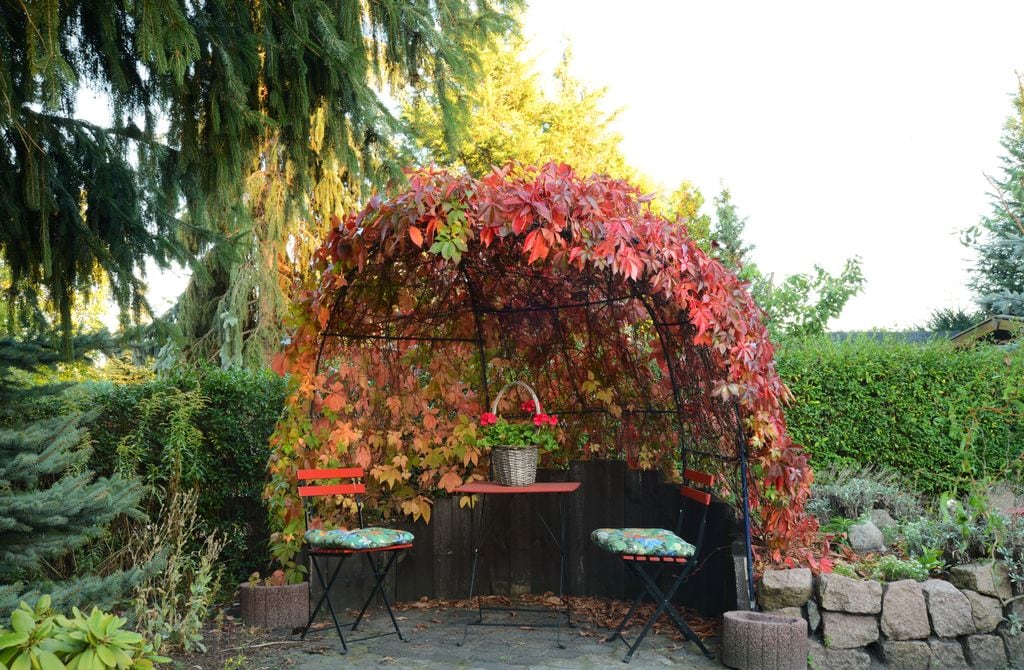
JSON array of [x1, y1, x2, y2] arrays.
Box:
[[920, 579, 975, 638], [948, 561, 1013, 601], [927, 638, 970, 669], [806, 599, 821, 633], [758, 568, 813, 610], [870, 508, 898, 530], [878, 639, 930, 670], [962, 589, 1003, 633], [817, 573, 883, 614], [764, 606, 803, 619], [964, 633, 1008, 668], [998, 628, 1024, 667], [880, 580, 930, 640], [808, 638, 871, 670], [820, 611, 878, 649], [986, 483, 1021, 517], [721, 610, 807, 670], [847, 520, 885, 552]]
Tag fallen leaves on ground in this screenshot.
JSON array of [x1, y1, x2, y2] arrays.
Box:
[[394, 594, 721, 641]]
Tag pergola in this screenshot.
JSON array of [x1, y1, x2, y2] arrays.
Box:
[[269, 163, 815, 601]]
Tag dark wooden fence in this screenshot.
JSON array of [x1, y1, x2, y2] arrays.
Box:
[[313, 460, 742, 616]]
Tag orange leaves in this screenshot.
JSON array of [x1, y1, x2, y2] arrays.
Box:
[[267, 160, 815, 572], [437, 467, 464, 492], [402, 496, 432, 524], [324, 393, 345, 413]]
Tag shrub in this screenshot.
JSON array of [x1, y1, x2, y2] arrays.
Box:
[[79, 367, 286, 583], [865, 555, 929, 582], [776, 336, 1024, 493], [0, 595, 169, 669], [807, 464, 921, 521]]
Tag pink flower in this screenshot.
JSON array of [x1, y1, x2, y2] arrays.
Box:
[[480, 412, 498, 426]]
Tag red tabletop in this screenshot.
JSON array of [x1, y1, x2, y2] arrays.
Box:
[[455, 481, 581, 495]]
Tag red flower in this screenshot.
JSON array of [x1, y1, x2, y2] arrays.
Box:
[[533, 413, 549, 426], [520, 400, 538, 412], [548, 414, 558, 426], [480, 412, 498, 426]]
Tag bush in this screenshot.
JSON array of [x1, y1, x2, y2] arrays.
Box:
[[808, 464, 921, 520], [79, 367, 286, 584], [776, 336, 1024, 493]]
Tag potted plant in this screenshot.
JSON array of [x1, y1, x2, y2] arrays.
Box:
[[478, 381, 559, 486], [238, 569, 309, 630]]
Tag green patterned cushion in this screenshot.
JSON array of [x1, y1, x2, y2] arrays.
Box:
[[304, 527, 414, 550], [591, 528, 695, 558]]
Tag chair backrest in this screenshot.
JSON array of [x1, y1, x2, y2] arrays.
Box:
[[676, 469, 716, 556], [297, 467, 366, 529]]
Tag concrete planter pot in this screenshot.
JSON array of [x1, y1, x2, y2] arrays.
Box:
[[722, 610, 808, 670], [238, 582, 308, 630]]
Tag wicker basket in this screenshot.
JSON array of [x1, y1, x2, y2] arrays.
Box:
[[489, 381, 542, 487]]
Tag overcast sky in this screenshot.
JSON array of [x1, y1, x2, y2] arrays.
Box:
[[522, 1, 1024, 330]]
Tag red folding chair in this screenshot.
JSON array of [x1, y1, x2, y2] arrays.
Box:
[[297, 468, 414, 653], [591, 469, 716, 663]]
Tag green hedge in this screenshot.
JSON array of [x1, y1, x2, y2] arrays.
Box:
[[776, 337, 1023, 493], [82, 367, 287, 583]]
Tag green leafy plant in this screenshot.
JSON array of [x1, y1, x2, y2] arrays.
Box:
[[476, 413, 559, 452], [129, 490, 223, 654], [831, 562, 858, 579], [866, 555, 929, 582], [0, 596, 168, 670], [914, 547, 947, 576]]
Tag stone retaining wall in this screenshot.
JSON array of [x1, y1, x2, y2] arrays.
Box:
[[757, 562, 1022, 669]]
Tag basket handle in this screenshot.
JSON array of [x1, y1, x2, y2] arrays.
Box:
[[490, 381, 543, 417]]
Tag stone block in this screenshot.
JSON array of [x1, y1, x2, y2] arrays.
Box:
[[927, 637, 969, 669], [847, 520, 884, 552], [921, 579, 975, 638], [817, 573, 882, 614], [880, 579, 930, 640], [807, 639, 870, 670], [758, 568, 813, 610], [948, 561, 1013, 602], [721, 610, 808, 670], [806, 599, 820, 633], [962, 589, 1003, 634], [964, 633, 1008, 669], [878, 639, 930, 670], [820, 611, 878, 649], [870, 508, 898, 530], [998, 628, 1024, 667]]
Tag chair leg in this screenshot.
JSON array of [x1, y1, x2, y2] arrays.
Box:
[[605, 564, 664, 643], [352, 551, 405, 641], [625, 562, 714, 661], [302, 555, 349, 653]]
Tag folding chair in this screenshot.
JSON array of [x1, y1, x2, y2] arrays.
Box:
[[591, 469, 716, 663], [297, 467, 414, 653]]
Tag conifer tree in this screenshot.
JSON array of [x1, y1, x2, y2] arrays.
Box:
[[1, 1, 516, 358], [0, 336, 143, 614], [966, 77, 1024, 316]]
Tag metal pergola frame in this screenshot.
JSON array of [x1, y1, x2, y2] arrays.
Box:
[[311, 249, 758, 608]]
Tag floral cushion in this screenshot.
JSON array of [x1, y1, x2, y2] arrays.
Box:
[[304, 527, 414, 550], [591, 528, 695, 558]]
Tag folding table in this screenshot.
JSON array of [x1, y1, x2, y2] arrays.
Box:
[[454, 480, 581, 648]]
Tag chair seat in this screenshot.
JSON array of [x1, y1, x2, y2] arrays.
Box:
[[591, 528, 695, 558], [305, 527, 414, 550]]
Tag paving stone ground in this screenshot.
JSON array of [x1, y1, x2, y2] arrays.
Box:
[[269, 608, 721, 670]]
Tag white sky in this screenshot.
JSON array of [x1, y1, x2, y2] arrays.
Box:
[[522, 0, 1024, 330]]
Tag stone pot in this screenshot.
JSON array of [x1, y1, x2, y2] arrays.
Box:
[[238, 582, 308, 630]]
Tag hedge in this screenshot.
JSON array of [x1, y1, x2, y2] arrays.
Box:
[[81, 367, 287, 582], [776, 336, 1023, 493]]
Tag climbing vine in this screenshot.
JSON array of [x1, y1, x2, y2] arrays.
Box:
[[268, 163, 815, 577]]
